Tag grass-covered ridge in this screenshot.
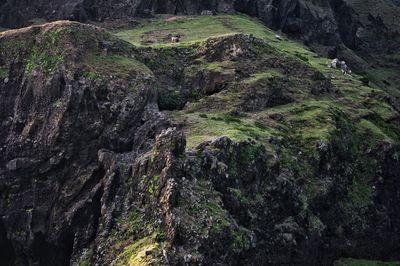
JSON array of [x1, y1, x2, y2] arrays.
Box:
[[0, 20, 154, 83], [84, 54, 152, 78], [114, 14, 399, 151], [0, 22, 81, 75]]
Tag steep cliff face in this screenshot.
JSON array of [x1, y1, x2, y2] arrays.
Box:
[[0, 15, 399, 265], [235, 0, 400, 53], [0, 21, 168, 265], [0, 0, 234, 27], [1, 0, 399, 53]]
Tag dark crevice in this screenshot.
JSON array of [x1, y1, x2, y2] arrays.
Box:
[[30, 232, 74, 266], [0, 220, 15, 266], [328, 0, 360, 50]]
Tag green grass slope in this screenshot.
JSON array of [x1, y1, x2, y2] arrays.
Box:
[[115, 14, 399, 148], [111, 16, 400, 229]]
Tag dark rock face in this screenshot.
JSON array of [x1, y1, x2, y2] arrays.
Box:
[[235, 0, 400, 55], [1, 0, 399, 56], [0, 0, 233, 27], [235, 0, 338, 44], [0, 22, 168, 265]]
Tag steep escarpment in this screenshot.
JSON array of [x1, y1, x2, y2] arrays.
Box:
[[2, 0, 399, 97], [1, 0, 399, 54], [0, 21, 167, 265], [0, 0, 234, 28], [0, 16, 400, 265], [235, 0, 400, 52]]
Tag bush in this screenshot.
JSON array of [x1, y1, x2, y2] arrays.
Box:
[[157, 88, 184, 111]]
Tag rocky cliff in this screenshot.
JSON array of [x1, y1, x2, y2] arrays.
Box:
[[1, 0, 399, 53], [0, 14, 399, 265], [0, 0, 233, 27], [0, 21, 167, 265]]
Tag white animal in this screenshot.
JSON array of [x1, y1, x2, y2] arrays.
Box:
[[171, 35, 181, 43], [329, 58, 352, 75], [329, 58, 340, 68], [340, 61, 352, 75], [201, 10, 213, 16]]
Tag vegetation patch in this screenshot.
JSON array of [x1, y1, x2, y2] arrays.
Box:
[[84, 54, 151, 77], [345, 178, 373, 210], [356, 118, 398, 146], [148, 175, 160, 196], [52, 100, 63, 108], [113, 233, 164, 266], [243, 70, 282, 84], [334, 258, 400, 266], [43, 27, 74, 45], [25, 44, 64, 74], [175, 112, 274, 148], [83, 71, 102, 80], [78, 247, 94, 266], [0, 67, 8, 78], [179, 179, 251, 254], [238, 144, 260, 164], [23, 26, 79, 75], [107, 209, 167, 266], [115, 15, 238, 47], [157, 87, 184, 111], [294, 51, 310, 62]]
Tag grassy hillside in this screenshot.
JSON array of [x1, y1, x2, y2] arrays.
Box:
[[115, 14, 399, 148]]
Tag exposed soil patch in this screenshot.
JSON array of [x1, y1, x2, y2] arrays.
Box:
[[141, 28, 185, 45], [164, 16, 189, 22]]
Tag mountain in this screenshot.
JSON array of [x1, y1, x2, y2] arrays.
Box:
[[0, 3, 399, 266]]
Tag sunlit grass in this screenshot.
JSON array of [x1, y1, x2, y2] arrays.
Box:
[[114, 13, 399, 152]]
